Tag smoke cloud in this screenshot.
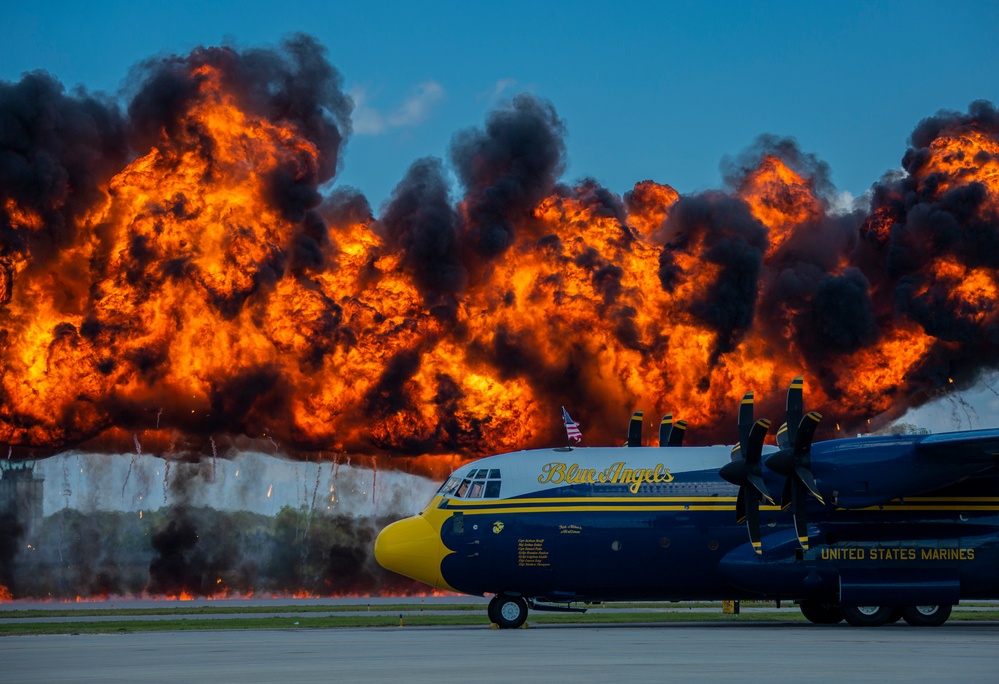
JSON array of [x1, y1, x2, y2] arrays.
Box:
[[1, 37, 998, 470]]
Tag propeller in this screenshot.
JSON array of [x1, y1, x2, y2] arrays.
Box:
[[626, 410, 643, 447], [719, 391, 773, 555], [659, 413, 687, 447], [765, 376, 823, 550]]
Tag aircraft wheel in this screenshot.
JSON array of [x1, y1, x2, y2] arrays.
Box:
[[491, 594, 528, 629], [798, 599, 843, 624], [842, 605, 895, 627], [902, 604, 952, 627]]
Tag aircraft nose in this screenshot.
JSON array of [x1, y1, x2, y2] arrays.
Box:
[[374, 515, 451, 590]]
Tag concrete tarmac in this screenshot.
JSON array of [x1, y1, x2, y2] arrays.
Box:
[[3, 622, 997, 683]]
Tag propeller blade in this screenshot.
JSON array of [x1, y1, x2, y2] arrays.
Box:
[[745, 418, 773, 503], [745, 487, 762, 554], [735, 486, 747, 525], [791, 477, 809, 550], [793, 411, 821, 454], [796, 464, 823, 503], [722, 407, 771, 555], [785, 376, 803, 446], [747, 472, 771, 504], [627, 410, 643, 447], [737, 391, 754, 450], [768, 380, 823, 550], [658, 413, 673, 447], [667, 420, 687, 447], [745, 419, 770, 466], [780, 477, 793, 512], [776, 422, 789, 450]]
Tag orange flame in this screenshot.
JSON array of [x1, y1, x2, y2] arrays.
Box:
[[2, 44, 998, 472], [739, 155, 824, 257]]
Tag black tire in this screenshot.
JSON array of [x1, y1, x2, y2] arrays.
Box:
[[487, 596, 499, 624], [799, 600, 843, 624], [902, 604, 952, 627], [491, 595, 528, 629], [842, 605, 896, 627]]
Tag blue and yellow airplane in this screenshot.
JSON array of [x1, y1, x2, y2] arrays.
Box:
[[375, 378, 999, 628]]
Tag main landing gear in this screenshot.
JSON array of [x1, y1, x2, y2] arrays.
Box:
[[900, 604, 952, 627], [798, 599, 844, 624], [488, 594, 528, 629], [800, 601, 953, 626], [841, 605, 901, 626]]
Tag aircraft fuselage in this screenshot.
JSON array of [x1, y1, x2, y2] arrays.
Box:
[[375, 443, 999, 627]]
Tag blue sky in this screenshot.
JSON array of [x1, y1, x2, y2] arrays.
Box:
[[4, 1, 998, 212]]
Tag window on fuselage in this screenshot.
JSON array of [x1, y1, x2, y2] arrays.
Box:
[[437, 477, 462, 496], [445, 470, 502, 498]]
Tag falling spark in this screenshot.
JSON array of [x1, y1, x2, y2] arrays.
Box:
[[122, 433, 141, 498], [210, 437, 218, 483], [162, 458, 171, 502], [266, 484, 273, 498]]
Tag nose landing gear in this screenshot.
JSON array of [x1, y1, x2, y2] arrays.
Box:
[[488, 594, 528, 629]]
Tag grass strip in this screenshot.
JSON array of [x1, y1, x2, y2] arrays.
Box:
[[0, 612, 793, 635], [2, 608, 998, 636], [0, 603, 484, 619], [2, 600, 997, 620], [0, 601, 773, 619]]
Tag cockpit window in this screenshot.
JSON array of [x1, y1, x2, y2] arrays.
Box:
[[443, 469, 502, 499], [437, 477, 462, 496]]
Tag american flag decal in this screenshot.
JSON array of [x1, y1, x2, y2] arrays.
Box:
[[562, 406, 583, 443]]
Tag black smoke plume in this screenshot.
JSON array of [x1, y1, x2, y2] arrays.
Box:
[[859, 100, 999, 395], [379, 157, 465, 304], [659, 192, 768, 359], [0, 72, 126, 266], [1, 34, 998, 465], [451, 93, 566, 258]]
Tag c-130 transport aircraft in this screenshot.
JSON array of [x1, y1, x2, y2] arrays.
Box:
[[375, 378, 999, 628]]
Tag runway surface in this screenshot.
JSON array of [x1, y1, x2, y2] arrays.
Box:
[[3, 621, 997, 683]]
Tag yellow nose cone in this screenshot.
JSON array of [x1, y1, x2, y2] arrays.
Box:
[[374, 515, 453, 591]]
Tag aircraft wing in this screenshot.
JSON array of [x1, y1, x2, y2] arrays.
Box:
[[914, 428, 999, 463]]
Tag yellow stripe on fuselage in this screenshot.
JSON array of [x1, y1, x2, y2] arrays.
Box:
[[444, 495, 739, 506], [434, 493, 999, 515], [442, 504, 756, 515]]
